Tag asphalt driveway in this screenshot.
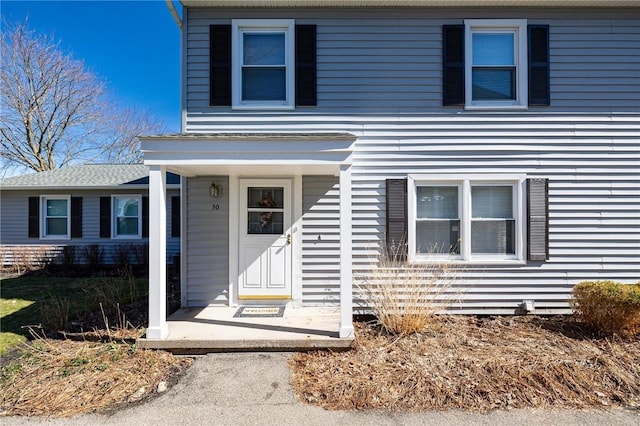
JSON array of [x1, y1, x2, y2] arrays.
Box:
[[3, 352, 639, 425]]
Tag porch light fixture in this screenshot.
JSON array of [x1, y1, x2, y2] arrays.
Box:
[[209, 182, 221, 198]]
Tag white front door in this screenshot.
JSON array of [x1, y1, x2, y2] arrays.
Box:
[[238, 179, 292, 300]]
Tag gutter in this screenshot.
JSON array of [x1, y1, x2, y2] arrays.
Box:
[[166, 0, 183, 29], [179, 0, 640, 7]]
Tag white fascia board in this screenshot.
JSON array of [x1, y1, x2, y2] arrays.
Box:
[[144, 157, 351, 166], [141, 138, 354, 154]]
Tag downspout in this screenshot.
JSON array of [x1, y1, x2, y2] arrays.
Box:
[[166, 0, 182, 29]]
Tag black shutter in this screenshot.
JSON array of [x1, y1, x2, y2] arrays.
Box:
[[171, 196, 181, 238], [295, 25, 317, 106], [142, 196, 149, 238], [386, 179, 408, 261], [527, 178, 549, 261], [70, 197, 82, 238], [210, 25, 232, 106], [442, 25, 465, 106], [99, 197, 111, 238], [28, 197, 39, 238], [528, 25, 550, 106]]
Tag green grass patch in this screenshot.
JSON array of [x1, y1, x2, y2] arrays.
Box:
[[0, 275, 148, 355]]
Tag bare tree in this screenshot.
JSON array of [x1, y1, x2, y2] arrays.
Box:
[[1, 22, 165, 175], [101, 107, 162, 164]]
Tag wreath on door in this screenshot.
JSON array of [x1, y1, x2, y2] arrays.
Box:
[[258, 193, 276, 228]]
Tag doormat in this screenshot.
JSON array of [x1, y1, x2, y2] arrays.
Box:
[[234, 306, 285, 318]]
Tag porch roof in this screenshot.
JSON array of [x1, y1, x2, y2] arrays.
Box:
[[140, 132, 356, 177]]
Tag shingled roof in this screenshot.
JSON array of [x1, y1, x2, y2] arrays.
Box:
[[0, 164, 180, 190]]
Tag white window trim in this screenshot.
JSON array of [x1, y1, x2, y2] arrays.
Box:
[[111, 195, 142, 240], [231, 19, 295, 110], [40, 195, 70, 240], [464, 19, 528, 110], [408, 174, 526, 265]]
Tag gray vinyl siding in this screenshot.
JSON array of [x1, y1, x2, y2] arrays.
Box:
[[178, 6, 640, 313], [184, 176, 229, 306], [183, 175, 343, 306], [347, 116, 639, 314], [301, 176, 341, 306], [178, 115, 639, 313], [185, 8, 639, 117], [0, 189, 180, 265]]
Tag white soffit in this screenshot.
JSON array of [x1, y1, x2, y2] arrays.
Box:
[[180, 0, 640, 8]]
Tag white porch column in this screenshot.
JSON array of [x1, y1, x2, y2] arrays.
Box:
[[339, 164, 354, 338], [147, 165, 168, 339]]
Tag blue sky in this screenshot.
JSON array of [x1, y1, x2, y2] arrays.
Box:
[[1, 0, 182, 131]]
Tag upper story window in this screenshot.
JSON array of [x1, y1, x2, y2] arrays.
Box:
[[112, 195, 141, 239], [465, 19, 528, 109], [444, 20, 550, 108], [409, 176, 524, 263], [232, 20, 295, 110], [41, 195, 70, 239]]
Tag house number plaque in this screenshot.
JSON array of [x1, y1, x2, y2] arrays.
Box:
[[211, 204, 220, 211]]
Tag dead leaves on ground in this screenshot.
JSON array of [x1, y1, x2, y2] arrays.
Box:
[[290, 316, 640, 412], [0, 339, 192, 417]]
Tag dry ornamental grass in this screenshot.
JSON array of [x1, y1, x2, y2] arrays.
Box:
[[290, 316, 640, 412], [0, 339, 192, 417]]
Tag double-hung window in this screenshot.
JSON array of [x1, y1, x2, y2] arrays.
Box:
[[470, 185, 516, 256], [232, 19, 295, 109], [112, 195, 141, 239], [415, 185, 461, 255], [41, 196, 70, 239], [409, 176, 524, 263], [465, 19, 528, 109]]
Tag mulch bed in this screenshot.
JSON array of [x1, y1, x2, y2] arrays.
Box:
[[289, 316, 640, 412], [0, 338, 192, 417]]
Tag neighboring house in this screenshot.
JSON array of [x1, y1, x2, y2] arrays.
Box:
[[140, 0, 640, 340], [0, 164, 181, 267]]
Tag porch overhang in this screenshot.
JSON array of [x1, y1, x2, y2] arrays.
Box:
[[140, 132, 356, 176], [141, 132, 357, 344]]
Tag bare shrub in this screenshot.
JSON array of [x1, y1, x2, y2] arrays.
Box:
[[40, 295, 70, 332], [83, 244, 104, 270], [8, 245, 51, 274], [571, 280, 640, 337], [0, 247, 8, 270], [356, 246, 462, 335], [86, 272, 139, 311], [132, 243, 148, 267], [60, 245, 77, 274], [113, 243, 134, 272]]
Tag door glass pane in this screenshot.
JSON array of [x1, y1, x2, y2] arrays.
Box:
[[243, 33, 285, 65], [242, 68, 286, 101], [248, 187, 284, 208], [416, 220, 461, 255], [247, 187, 285, 234], [248, 211, 284, 234], [472, 186, 513, 218], [471, 220, 515, 254], [417, 186, 458, 219], [472, 33, 514, 65]]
